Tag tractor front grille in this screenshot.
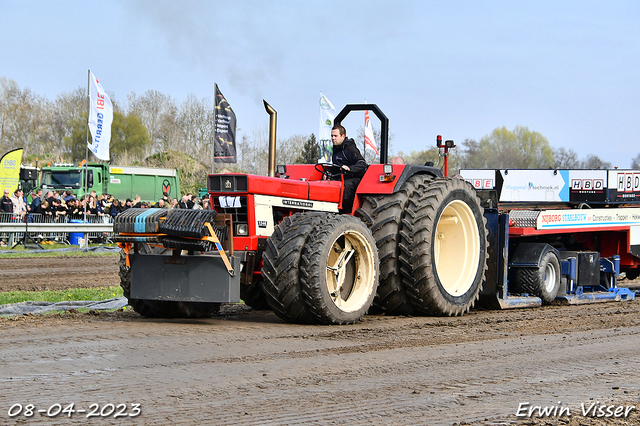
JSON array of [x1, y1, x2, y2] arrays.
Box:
[[213, 195, 248, 235]]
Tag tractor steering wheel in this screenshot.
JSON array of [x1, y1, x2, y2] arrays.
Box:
[[315, 163, 344, 180]]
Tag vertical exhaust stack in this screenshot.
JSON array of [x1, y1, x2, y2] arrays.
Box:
[[263, 100, 277, 178]]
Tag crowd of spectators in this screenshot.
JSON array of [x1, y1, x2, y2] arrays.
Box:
[[1, 189, 210, 221], [0, 189, 211, 245]]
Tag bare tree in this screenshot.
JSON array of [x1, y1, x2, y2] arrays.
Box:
[[355, 125, 395, 164], [456, 138, 484, 169], [278, 134, 307, 165], [551, 147, 581, 169], [47, 87, 86, 160], [127, 90, 180, 156], [15, 79, 628, 182], [398, 147, 440, 167], [581, 154, 612, 169], [0, 78, 48, 156], [236, 126, 269, 175], [398, 138, 474, 175], [0, 77, 19, 149], [176, 94, 214, 167]]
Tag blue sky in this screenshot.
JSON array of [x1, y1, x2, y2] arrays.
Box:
[[1, 0, 639, 166]]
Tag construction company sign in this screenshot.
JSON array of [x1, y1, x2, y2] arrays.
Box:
[[459, 169, 640, 204], [536, 207, 640, 231]]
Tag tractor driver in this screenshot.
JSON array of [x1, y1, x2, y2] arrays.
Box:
[[331, 124, 367, 213]]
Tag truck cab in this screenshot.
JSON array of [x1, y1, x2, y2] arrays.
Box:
[[40, 163, 105, 198]]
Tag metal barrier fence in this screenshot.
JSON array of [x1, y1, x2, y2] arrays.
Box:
[[0, 213, 114, 245]]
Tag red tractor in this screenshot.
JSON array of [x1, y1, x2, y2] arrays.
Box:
[[114, 103, 489, 324]]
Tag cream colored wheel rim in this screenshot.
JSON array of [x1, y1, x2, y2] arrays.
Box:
[[434, 200, 480, 296], [325, 230, 376, 312]]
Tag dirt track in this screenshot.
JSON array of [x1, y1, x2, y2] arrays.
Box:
[[0, 255, 120, 292], [1, 256, 640, 425]]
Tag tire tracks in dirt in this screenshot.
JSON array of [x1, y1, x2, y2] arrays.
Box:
[[0, 256, 119, 291], [1, 301, 640, 425]]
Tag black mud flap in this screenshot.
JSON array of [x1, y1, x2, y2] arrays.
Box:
[[130, 254, 241, 303]]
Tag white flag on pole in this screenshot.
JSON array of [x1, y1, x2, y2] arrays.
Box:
[[318, 92, 335, 163], [364, 109, 379, 155], [88, 71, 113, 161]]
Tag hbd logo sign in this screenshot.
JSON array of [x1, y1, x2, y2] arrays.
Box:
[[571, 179, 604, 191], [617, 173, 640, 193]]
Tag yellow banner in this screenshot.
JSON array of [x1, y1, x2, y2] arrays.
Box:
[[0, 148, 24, 195]]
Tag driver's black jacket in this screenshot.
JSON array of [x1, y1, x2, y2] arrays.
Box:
[[332, 138, 367, 179]]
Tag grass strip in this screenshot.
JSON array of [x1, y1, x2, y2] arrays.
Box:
[[0, 286, 123, 305]]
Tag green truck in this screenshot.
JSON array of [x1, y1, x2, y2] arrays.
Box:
[[40, 163, 180, 203]]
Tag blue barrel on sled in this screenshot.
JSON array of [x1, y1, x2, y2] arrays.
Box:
[[69, 219, 85, 245]]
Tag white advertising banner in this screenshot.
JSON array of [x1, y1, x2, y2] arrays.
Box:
[[460, 169, 497, 190], [87, 71, 113, 161], [318, 92, 335, 163], [498, 169, 565, 202], [461, 168, 640, 204]]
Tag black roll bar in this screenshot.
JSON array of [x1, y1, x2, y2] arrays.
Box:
[[334, 104, 389, 164]]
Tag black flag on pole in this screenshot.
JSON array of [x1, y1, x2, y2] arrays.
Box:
[[214, 84, 237, 163]]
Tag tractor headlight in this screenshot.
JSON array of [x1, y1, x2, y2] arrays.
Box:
[[379, 164, 396, 182], [236, 223, 249, 236]]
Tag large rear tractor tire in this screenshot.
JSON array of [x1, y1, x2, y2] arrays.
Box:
[[401, 177, 488, 316], [119, 244, 221, 318], [261, 212, 326, 324], [300, 215, 379, 325], [514, 251, 561, 304], [357, 174, 429, 315]]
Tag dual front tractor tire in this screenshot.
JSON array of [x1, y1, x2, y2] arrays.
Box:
[[261, 213, 379, 325], [301, 215, 379, 324]]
